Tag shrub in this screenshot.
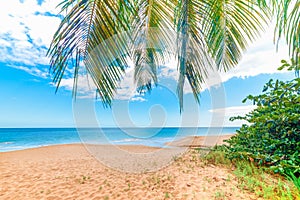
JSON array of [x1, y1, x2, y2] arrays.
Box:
[[225, 62, 300, 176]]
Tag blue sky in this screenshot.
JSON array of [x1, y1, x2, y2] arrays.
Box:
[[0, 0, 295, 128]]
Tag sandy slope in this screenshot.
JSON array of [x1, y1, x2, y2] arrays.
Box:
[[167, 135, 234, 147], [0, 136, 260, 200]]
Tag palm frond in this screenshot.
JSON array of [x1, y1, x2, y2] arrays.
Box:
[[286, 2, 300, 65], [274, 0, 300, 65], [48, 0, 299, 110], [130, 0, 176, 93], [47, 0, 133, 105], [202, 0, 269, 71], [175, 0, 213, 111], [255, 0, 299, 66]]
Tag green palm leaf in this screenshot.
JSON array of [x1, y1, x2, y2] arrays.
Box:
[[47, 0, 133, 105], [130, 0, 176, 93], [174, 0, 268, 110], [202, 0, 269, 71], [175, 0, 213, 111], [274, 0, 299, 65], [48, 0, 298, 109], [258, 0, 299, 66]]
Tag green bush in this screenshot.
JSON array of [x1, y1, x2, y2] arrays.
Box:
[[225, 63, 300, 176]]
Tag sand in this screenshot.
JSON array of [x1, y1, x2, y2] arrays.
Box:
[[0, 135, 260, 200], [166, 135, 234, 147]]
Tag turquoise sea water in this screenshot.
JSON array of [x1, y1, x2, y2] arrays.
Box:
[[0, 127, 239, 152]]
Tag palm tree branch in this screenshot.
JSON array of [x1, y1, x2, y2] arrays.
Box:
[[48, 0, 133, 105], [175, 0, 213, 111], [202, 0, 269, 71], [131, 0, 175, 92]]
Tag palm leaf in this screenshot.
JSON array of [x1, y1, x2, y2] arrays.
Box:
[[175, 0, 214, 111], [47, 0, 133, 105], [174, 0, 268, 110], [48, 0, 298, 110], [202, 0, 269, 71], [258, 0, 299, 66], [130, 0, 176, 93], [274, 0, 299, 65]]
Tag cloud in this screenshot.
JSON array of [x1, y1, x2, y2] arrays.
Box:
[[10, 65, 48, 78], [209, 105, 257, 116], [0, 0, 61, 68], [55, 74, 96, 98], [57, 66, 145, 101], [115, 66, 140, 100], [130, 97, 147, 102], [209, 105, 257, 126]]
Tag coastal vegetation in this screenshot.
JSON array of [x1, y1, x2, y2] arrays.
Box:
[[202, 149, 300, 199], [226, 61, 299, 176], [207, 60, 300, 196]]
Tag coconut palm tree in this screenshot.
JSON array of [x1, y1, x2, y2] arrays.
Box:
[[47, 0, 299, 110]]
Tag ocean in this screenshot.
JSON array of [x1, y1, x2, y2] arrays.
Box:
[[0, 127, 239, 152]]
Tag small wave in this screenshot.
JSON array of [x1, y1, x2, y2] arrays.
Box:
[[112, 138, 143, 143], [0, 141, 14, 145]]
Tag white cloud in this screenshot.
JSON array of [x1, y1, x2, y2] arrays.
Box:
[[209, 105, 257, 116], [115, 66, 139, 100], [159, 63, 178, 79], [0, 1, 153, 102], [0, 39, 11, 47], [10, 65, 48, 78], [57, 66, 145, 101], [0, 0, 61, 67], [25, 14, 61, 47], [56, 74, 96, 98], [209, 105, 257, 126], [130, 97, 147, 102]]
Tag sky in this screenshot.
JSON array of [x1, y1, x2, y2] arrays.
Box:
[[0, 0, 295, 128]]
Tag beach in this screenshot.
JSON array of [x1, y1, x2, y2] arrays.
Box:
[[0, 135, 262, 200]]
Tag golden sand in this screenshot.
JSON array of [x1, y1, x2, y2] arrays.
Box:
[[0, 135, 259, 200]]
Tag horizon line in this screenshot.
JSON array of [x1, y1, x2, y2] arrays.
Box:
[[0, 126, 241, 129]]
